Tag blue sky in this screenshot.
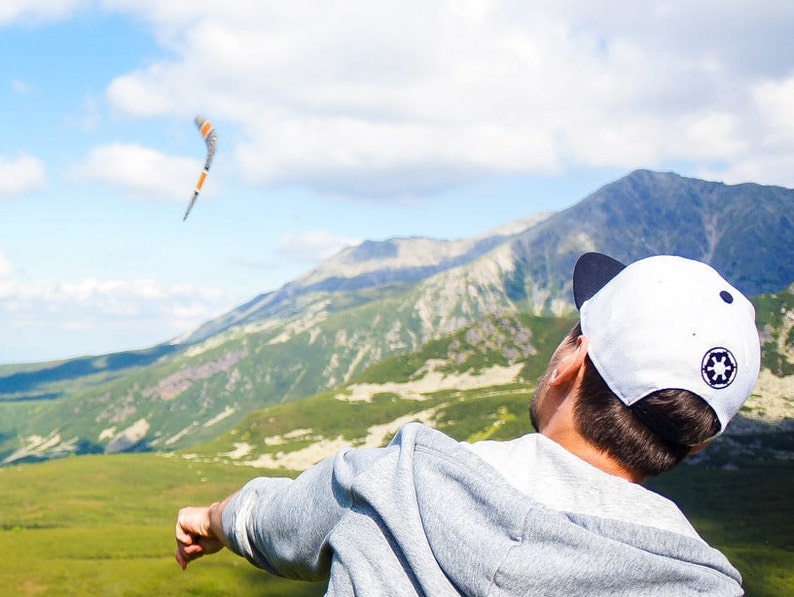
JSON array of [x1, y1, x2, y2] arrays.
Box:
[[1, 1, 793, 364]]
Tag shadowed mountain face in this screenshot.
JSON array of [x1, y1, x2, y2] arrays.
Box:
[[0, 170, 792, 462], [505, 169, 794, 310]]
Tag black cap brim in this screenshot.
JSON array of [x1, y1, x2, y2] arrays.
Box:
[[573, 252, 626, 310]]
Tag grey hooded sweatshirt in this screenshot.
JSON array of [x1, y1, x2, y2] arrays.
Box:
[[222, 423, 742, 596]]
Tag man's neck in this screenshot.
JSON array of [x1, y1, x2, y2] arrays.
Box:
[[542, 429, 645, 483]]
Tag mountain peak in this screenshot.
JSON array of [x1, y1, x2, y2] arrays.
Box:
[[292, 215, 550, 292]]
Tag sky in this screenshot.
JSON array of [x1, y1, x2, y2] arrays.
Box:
[[1, 1, 793, 365]]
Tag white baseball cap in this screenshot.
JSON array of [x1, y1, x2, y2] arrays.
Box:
[[573, 252, 761, 437]]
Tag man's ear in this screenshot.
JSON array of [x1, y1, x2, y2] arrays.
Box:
[[549, 335, 590, 387]]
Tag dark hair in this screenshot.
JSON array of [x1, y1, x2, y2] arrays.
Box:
[[567, 324, 720, 477]]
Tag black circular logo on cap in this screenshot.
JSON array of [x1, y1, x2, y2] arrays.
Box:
[[701, 347, 738, 389]]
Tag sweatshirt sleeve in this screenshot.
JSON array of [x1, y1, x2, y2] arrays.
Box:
[[220, 445, 386, 580]]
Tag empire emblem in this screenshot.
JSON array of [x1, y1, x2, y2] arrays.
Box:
[[701, 347, 738, 389]]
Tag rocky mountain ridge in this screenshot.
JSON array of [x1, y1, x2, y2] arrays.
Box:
[[0, 169, 792, 464]]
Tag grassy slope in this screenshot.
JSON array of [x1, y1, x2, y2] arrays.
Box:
[[1, 302, 791, 595], [649, 461, 794, 597], [0, 454, 327, 597], [1, 443, 792, 596], [186, 313, 565, 464]]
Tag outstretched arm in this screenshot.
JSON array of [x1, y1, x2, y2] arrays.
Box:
[[174, 445, 388, 578], [175, 493, 237, 569]]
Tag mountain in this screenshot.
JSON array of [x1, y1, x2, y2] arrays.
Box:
[[184, 302, 794, 472], [504, 169, 794, 312], [180, 213, 551, 344], [0, 169, 792, 463], [183, 169, 794, 342]]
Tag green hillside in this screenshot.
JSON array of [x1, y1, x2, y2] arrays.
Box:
[[649, 461, 794, 597], [0, 304, 792, 594], [0, 170, 792, 592], [0, 453, 327, 596], [183, 313, 571, 468], [1, 170, 792, 465], [1, 408, 791, 595]]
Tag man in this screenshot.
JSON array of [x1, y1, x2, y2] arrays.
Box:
[[175, 253, 760, 595]]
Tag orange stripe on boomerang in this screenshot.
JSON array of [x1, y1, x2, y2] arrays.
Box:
[[200, 121, 213, 138], [195, 170, 208, 191]]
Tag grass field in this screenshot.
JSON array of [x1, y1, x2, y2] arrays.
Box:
[[0, 454, 327, 596], [1, 446, 791, 596], [648, 461, 794, 597]]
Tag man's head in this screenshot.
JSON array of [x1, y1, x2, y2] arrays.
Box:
[[531, 253, 761, 477], [574, 252, 760, 434]]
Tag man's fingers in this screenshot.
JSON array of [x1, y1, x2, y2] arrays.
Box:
[[175, 523, 195, 545], [175, 507, 208, 544], [174, 505, 225, 568], [175, 549, 188, 570], [176, 548, 200, 570], [175, 541, 205, 569]]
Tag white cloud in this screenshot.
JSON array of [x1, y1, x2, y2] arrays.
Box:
[[0, 275, 238, 360], [0, 277, 225, 311], [71, 143, 200, 200], [753, 76, 794, 145], [277, 230, 361, 262], [0, 0, 87, 25], [0, 155, 47, 197], [95, 1, 794, 194]]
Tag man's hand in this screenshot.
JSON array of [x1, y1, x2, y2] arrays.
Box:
[[175, 504, 225, 569]]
